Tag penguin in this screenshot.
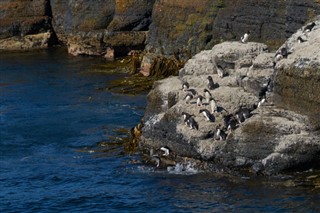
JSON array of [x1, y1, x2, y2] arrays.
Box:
[[209, 97, 218, 113], [149, 149, 160, 167], [227, 117, 237, 132], [182, 82, 189, 92], [235, 111, 245, 124], [160, 147, 170, 156], [297, 36, 306, 43], [216, 65, 226, 78], [257, 97, 266, 108], [207, 76, 215, 90], [203, 89, 212, 103], [241, 31, 250, 43], [215, 126, 227, 141], [196, 95, 204, 106], [186, 117, 199, 130], [280, 47, 289, 58], [184, 93, 193, 104], [199, 109, 215, 122], [181, 112, 192, 126], [303, 22, 316, 33], [239, 106, 251, 119], [223, 114, 237, 131]]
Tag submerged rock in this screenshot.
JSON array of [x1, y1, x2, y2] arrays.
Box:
[[139, 18, 320, 175]]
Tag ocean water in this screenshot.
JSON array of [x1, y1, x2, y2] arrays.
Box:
[[0, 48, 319, 212]]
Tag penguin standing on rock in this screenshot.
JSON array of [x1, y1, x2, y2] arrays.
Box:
[[235, 111, 245, 124], [199, 109, 215, 122], [209, 97, 218, 113], [303, 22, 316, 33], [216, 65, 226, 78], [241, 31, 250, 43], [196, 95, 204, 106], [160, 147, 170, 156], [203, 89, 212, 103], [297, 36, 306, 43], [207, 76, 215, 90], [186, 117, 199, 130], [181, 112, 192, 126], [182, 82, 189, 92], [215, 126, 227, 141], [184, 93, 193, 104]]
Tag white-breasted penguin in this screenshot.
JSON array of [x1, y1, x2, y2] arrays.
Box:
[[199, 109, 215, 122], [186, 117, 199, 130], [223, 114, 237, 132], [280, 47, 289, 58], [207, 76, 215, 90], [215, 126, 227, 141], [235, 111, 245, 124], [209, 97, 218, 113], [216, 65, 226, 78], [160, 147, 170, 156], [149, 149, 160, 167], [182, 82, 189, 92], [184, 93, 193, 104], [303, 22, 316, 33], [196, 95, 204, 106], [203, 89, 212, 103], [241, 31, 250, 43], [257, 97, 266, 108], [240, 107, 251, 119], [297, 36, 306, 43], [181, 112, 192, 126]]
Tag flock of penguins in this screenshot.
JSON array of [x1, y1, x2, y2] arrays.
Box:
[[151, 22, 317, 163]]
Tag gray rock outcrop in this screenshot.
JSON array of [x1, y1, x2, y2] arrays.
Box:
[[139, 17, 320, 175]]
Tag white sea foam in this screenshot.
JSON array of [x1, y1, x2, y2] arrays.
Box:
[[167, 162, 199, 175]]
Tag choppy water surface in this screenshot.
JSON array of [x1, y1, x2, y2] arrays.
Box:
[[0, 49, 319, 212]]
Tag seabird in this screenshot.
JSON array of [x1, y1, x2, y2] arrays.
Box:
[[216, 65, 226, 78], [297, 36, 306, 43], [160, 147, 170, 156], [257, 97, 266, 108], [186, 117, 199, 130], [209, 97, 218, 113], [203, 89, 212, 103], [215, 126, 227, 141], [196, 95, 204, 106], [223, 114, 237, 132], [241, 31, 250, 43], [182, 82, 190, 92], [303, 22, 316, 33], [181, 112, 192, 126], [199, 109, 215, 122], [184, 93, 193, 104], [235, 111, 245, 124], [207, 76, 215, 90]]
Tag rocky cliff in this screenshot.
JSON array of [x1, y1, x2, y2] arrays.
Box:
[[139, 17, 320, 175], [1, 1, 319, 60]]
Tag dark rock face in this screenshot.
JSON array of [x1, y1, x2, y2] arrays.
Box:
[[146, 0, 320, 59], [0, 0, 52, 38], [50, 0, 115, 43], [1, 0, 319, 57]]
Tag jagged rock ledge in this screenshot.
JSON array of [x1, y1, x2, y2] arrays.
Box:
[[138, 17, 320, 175]]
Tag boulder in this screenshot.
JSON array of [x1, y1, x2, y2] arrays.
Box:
[[139, 18, 320, 175]]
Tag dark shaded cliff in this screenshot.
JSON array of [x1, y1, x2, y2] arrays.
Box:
[[1, 0, 319, 56], [0, 0, 53, 39], [146, 0, 320, 59]]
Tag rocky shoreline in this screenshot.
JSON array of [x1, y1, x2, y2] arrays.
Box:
[[138, 17, 320, 175], [1, 1, 319, 176]]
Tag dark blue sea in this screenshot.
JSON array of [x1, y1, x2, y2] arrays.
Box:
[[0, 48, 319, 212]]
